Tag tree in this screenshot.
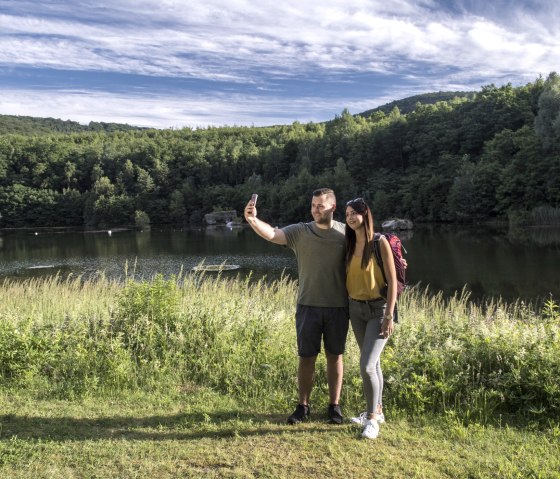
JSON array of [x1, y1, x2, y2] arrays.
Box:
[[447, 156, 478, 220], [136, 167, 155, 193], [169, 189, 187, 224], [534, 72, 560, 150], [64, 161, 77, 189], [134, 210, 151, 230]]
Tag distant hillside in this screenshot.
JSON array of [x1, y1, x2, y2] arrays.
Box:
[[359, 91, 476, 117], [2, 92, 477, 135], [0, 114, 147, 135], [0, 74, 557, 229]]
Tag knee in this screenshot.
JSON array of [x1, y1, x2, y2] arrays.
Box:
[[325, 351, 343, 366], [299, 356, 317, 367], [360, 362, 378, 380]]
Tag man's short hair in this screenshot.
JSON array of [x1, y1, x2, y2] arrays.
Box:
[[313, 188, 336, 203]]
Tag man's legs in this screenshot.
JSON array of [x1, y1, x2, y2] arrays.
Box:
[[325, 351, 343, 405], [287, 356, 316, 424], [289, 305, 321, 424], [295, 305, 322, 407], [290, 305, 347, 424], [298, 355, 317, 405], [323, 306, 349, 424], [323, 305, 349, 404]]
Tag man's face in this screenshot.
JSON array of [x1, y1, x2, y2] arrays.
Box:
[[311, 194, 335, 225]]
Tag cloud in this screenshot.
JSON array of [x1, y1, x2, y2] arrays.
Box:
[[0, 87, 379, 128], [0, 0, 558, 126], [2, 1, 557, 79]]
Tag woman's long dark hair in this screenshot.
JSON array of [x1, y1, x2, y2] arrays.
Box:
[[345, 198, 375, 269]]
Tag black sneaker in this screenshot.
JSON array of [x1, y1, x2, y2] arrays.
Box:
[[287, 404, 310, 424], [328, 404, 343, 424]]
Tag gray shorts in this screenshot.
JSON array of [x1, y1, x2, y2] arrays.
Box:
[[295, 304, 349, 357]]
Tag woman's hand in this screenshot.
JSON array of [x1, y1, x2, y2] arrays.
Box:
[[381, 315, 394, 338]]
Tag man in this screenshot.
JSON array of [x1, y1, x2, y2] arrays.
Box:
[[244, 188, 348, 424]]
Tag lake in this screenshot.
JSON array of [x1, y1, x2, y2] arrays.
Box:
[[0, 224, 559, 304]]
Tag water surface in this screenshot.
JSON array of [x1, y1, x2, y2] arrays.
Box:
[[1, 224, 558, 303]]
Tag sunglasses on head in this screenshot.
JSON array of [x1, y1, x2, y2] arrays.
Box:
[[346, 197, 366, 206]]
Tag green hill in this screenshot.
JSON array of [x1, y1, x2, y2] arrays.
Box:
[[2, 91, 476, 135], [359, 90, 476, 117], [0, 114, 147, 135], [0, 74, 558, 228]]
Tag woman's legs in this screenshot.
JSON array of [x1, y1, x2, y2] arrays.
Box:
[[359, 317, 387, 415], [376, 357, 384, 411], [350, 302, 387, 417]]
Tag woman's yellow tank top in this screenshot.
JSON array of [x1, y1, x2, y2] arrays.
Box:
[[346, 254, 385, 300]]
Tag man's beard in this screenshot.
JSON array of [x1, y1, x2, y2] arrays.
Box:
[[315, 213, 332, 225]]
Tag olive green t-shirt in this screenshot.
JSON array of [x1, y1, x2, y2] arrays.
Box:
[[282, 221, 347, 307]]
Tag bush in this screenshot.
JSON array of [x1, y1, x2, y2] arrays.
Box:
[[384, 289, 560, 422], [113, 275, 179, 362]]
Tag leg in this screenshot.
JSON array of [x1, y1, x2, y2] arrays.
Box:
[[298, 355, 317, 405], [295, 305, 322, 404], [323, 306, 350, 405], [360, 316, 387, 417], [287, 354, 316, 425], [375, 359, 384, 411], [350, 301, 371, 412], [325, 351, 343, 405], [323, 306, 349, 424], [357, 313, 385, 440], [350, 303, 368, 350]]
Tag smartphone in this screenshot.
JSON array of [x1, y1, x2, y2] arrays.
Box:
[[250, 193, 258, 205]]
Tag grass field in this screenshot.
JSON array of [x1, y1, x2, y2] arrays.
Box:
[[1, 273, 559, 478], [1, 389, 559, 479]]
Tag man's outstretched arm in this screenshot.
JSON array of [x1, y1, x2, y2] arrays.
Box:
[[244, 200, 287, 245]]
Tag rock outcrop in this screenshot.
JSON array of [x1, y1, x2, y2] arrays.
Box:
[[204, 210, 238, 225], [381, 218, 414, 230]]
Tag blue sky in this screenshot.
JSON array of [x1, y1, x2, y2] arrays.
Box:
[[0, 0, 558, 128]]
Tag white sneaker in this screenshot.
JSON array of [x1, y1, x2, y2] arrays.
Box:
[[351, 411, 385, 425], [361, 419, 379, 439], [351, 412, 368, 426]]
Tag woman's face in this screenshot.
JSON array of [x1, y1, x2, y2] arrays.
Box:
[[345, 206, 364, 230]]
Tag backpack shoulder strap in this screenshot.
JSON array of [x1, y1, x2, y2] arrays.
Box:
[[372, 233, 389, 293], [372, 232, 383, 268]]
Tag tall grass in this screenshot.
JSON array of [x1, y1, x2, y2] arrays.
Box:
[[1, 273, 559, 424], [386, 287, 560, 423]]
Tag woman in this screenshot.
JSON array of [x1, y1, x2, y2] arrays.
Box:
[[345, 197, 397, 440]]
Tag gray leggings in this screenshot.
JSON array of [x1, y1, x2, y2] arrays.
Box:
[[349, 299, 388, 415]]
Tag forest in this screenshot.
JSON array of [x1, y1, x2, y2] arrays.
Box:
[[0, 73, 559, 229]]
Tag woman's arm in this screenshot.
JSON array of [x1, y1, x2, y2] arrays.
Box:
[[379, 235, 397, 338]]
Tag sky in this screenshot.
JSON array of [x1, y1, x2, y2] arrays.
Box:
[[0, 0, 558, 129]]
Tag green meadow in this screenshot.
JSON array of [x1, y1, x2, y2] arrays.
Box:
[[1, 273, 559, 478]]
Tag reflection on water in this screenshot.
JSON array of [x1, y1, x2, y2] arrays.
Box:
[[508, 225, 560, 246], [0, 227, 297, 284], [0, 225, 559, 303], [403, 224, 560, 303]]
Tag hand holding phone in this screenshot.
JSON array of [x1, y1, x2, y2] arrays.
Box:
[[244, 194, 258, 221]]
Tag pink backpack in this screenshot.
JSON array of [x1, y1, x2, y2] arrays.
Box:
[[372, 232, 407, 297]]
